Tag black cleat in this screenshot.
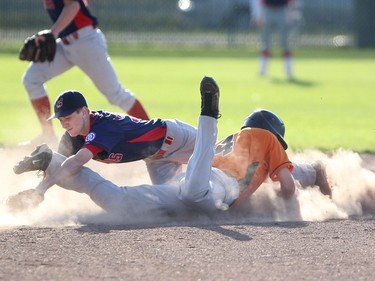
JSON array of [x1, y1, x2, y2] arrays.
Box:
[[200, 76, 220, 119], [13, 144, 52, 175]]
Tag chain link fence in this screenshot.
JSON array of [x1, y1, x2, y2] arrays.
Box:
[[0, 0, 368, 48]]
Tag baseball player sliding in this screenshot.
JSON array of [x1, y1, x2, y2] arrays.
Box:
[[19, 0, 149, 146], [6, 76, 331, 218]]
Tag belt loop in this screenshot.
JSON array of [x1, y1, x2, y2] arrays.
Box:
[[61, 30, 81, 45], [165, 136, 174, 145]]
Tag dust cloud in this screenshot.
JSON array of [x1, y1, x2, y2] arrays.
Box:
[[0, 147, 374, 228]]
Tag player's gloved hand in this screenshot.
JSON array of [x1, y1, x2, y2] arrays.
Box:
[[5, 189, 44, 213], [19, 30, 56, 62]]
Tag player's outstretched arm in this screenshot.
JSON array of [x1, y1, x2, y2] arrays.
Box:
[[35, 148, 93, 195], [231, 183, 260, 208], [278, 168, 296, 199]]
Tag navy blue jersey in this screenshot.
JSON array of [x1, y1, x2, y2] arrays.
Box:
[[83, 111, 166, 163], [43, 0, 98, 38], [263, 0, 289, 7]]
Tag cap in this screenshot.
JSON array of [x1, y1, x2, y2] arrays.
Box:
[[48, 90, 88, 120]]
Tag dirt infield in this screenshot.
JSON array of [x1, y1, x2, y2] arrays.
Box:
[[1, 147, 375, 280]]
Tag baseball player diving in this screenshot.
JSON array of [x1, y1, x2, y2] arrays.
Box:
[[6, 76, 331, 219], [19, 0, 149, 146], [7, 76, 240, 216]]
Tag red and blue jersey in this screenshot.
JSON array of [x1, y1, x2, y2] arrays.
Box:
[[43, 0, 98, 38], [82, 111, 167, 163]]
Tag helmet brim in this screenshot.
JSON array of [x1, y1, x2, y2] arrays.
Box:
[[276, 135, 288, 150]]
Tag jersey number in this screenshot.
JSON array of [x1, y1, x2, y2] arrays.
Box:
[[108, 153, 123, 162], [215, 134, 234, 156]]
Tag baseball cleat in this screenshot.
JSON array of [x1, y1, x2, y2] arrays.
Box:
[[312, 161, 332, 198], [13, 144, 53, 175], [200, 76, 221, 119], [5, 189, 44, 213]]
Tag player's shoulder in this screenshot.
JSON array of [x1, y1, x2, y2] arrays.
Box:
[[239, 127, 274, 137], [238, 127, 280, 145]]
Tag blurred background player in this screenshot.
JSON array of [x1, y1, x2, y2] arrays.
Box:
[[21, 0, 149, 146], [250, 0, 302, 79]]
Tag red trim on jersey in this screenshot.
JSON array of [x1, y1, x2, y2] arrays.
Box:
[[73, 10, 94, 29], [129, 127, 167, 143], [82, 144, 103, 156]]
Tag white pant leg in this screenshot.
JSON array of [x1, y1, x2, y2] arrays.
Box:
[[292, 163, 316, 187], [261, 8, 273, 52], [180, 116, 217, 203], [145, 119, 197, 184], [278, 7, 291, 52], [46, 152, 131, 213], [46, 152, 187, 217], [178, 116, 239, 212], [22, 41, 75, 100], [67, 29, 136, 111]]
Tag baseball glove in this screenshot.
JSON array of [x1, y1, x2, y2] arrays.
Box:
[[5, 189, 44, 213], [19, 30, 56, 63]]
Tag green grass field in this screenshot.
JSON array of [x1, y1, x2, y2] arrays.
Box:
[[1, 45, 374, 152]]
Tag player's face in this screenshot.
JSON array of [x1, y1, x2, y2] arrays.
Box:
[[58, 109, 85, 137]]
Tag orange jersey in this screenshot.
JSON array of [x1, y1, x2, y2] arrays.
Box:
[[212, 128, 293, 191]]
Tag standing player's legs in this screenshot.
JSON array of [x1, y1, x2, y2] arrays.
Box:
[[277, 7, 293, 78], [71, 29, 149, 119], [21, 42, 74, 144], [259, 8, 274, 76]]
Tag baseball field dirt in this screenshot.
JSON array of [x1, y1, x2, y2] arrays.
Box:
[[1, 146, 374, 281]]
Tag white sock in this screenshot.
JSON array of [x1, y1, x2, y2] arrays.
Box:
[[259, 56, 268, 76], [284, 56, 293, 79]]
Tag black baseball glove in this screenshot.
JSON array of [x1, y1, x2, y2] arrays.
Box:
[[19, 30, 56, 63]]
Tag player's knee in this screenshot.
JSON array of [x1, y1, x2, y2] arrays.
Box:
[[22, 70, 46, 98], [21, 71, 31, 88], [22, 67, 41, 86], [181, 179, 210, 203], [22, 71, 45, 89]]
